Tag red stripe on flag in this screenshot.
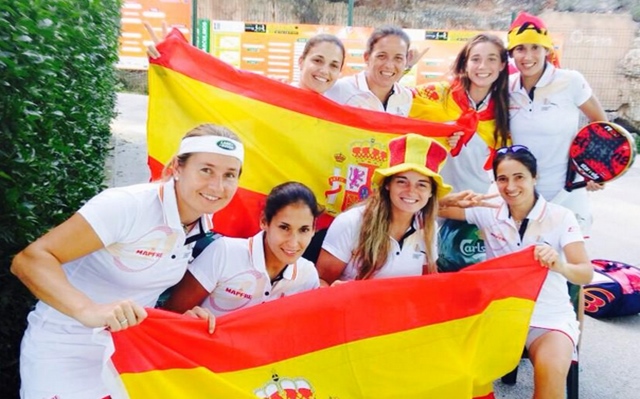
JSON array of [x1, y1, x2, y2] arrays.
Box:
[[112, 248, 545, 373], [148, 155, 164, 181], [150, 30, 458, 138], [213, 188, 265, 237]]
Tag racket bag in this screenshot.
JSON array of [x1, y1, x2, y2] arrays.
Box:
[[584, 259, 640, 318]]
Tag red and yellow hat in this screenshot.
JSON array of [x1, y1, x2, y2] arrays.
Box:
[[507, 12, 553, 50], [373, 134, 452, 198]]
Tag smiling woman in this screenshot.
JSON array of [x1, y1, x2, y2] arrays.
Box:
[[324, 26, 413, 116], [296, 34, 345, 94], [10, 123, 242, 398], [439, 145, 594, 399], [163, 181, 323, 316], [316, 134, 452, 286]]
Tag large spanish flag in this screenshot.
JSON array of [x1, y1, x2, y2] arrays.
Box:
[[147, 30, 460, 238], [107, 248, 546, 399]]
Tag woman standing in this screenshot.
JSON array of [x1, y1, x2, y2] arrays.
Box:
[[410, 33, 510, 194], [164, 182, 322, 316], [11, 124, 243, 399], [440, 145, 594, 399], [324, 26, 413, 116], [296, 34, 345, 94], [507, 12, 607, 233]]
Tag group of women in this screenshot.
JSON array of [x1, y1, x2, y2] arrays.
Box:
[[12, 12, 602, 399]]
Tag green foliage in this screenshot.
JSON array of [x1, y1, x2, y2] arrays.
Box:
[[0, 0, 122, 396]]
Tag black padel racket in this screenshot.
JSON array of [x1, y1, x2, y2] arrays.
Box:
[[565, 121, 637, 192]]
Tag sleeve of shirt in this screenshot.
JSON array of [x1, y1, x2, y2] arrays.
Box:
[[465, 207, 481, 227], [570, 70, 593, 107], [321, 208, 360, 263], [323, 78, 348, 104], [187, 238, 227, 293], [299, 260, 320, 290], [77, 187, 139, 247], [559, 209, 585, 248]]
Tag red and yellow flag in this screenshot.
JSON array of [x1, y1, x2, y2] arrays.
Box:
[[147, 30, 460, 238], [107, 248, 546, 399]]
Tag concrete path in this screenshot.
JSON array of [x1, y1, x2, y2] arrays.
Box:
[[110, 92, 640, 399]]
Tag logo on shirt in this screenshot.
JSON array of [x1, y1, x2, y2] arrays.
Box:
[[324, 139, 388, 215], [135, 249, 163, 258], [111, 226, 177, 272], [225, 287, 252, 300], [489, 232, 507, 243]]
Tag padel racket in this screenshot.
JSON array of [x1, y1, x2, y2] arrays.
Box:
[[565, 121, 637, 191]]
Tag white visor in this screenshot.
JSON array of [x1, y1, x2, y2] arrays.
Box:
[[178, 136, 244, 163]]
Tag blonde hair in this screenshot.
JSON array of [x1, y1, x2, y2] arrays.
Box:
[[352, 176, 438, 280], [160, 124, 242, 181]]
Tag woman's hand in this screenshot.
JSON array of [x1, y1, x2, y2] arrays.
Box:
[[441, 190, 500, 209], [330, 280, 350, 287], [75, 300, 148, 332], [143, 21, 168, 59], [534, 244, 566, 275], [585, 180, 605, 192], [184, 305, 216, 334], [447, 131, 464, 150], [406, 47, 430, 71]]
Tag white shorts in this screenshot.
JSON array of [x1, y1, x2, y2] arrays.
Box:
[[19, 313, 112, 399], [525, 326, 579, 360]]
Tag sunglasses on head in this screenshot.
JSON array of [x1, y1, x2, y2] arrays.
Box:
[[496, 145, 531, 155]]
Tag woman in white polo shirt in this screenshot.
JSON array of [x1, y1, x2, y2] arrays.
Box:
[[507, 12, 607, 234], [164, 181, 321, 316], [316, 134, 453, 285], [11, 123, 244, 399], [440, 145, 594, 399], [324, 25, 413, 116]]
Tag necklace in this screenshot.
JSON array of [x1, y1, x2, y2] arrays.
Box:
[[181, 220, 197, 234]]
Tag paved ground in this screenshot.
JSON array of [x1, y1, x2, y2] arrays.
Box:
[[110, 92, 640, 398]]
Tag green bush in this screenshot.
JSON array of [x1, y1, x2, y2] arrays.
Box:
[[0, 1, 122, 396]]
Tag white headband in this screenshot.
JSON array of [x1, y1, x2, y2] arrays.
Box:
[[178, 136, 244, 163]]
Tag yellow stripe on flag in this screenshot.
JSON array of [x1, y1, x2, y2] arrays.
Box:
[[118, 297, 533, 398]]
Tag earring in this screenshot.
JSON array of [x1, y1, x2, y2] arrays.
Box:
[[174, 175, 180, 181]]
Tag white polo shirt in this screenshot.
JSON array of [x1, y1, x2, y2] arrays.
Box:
[[322, 205, 437, 280], [189, 231, 320, 317], [20, 178, 212, 399], [465, 196, 583, 344], [509, 64, 592, 201], [324, 71, 412, 116]]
